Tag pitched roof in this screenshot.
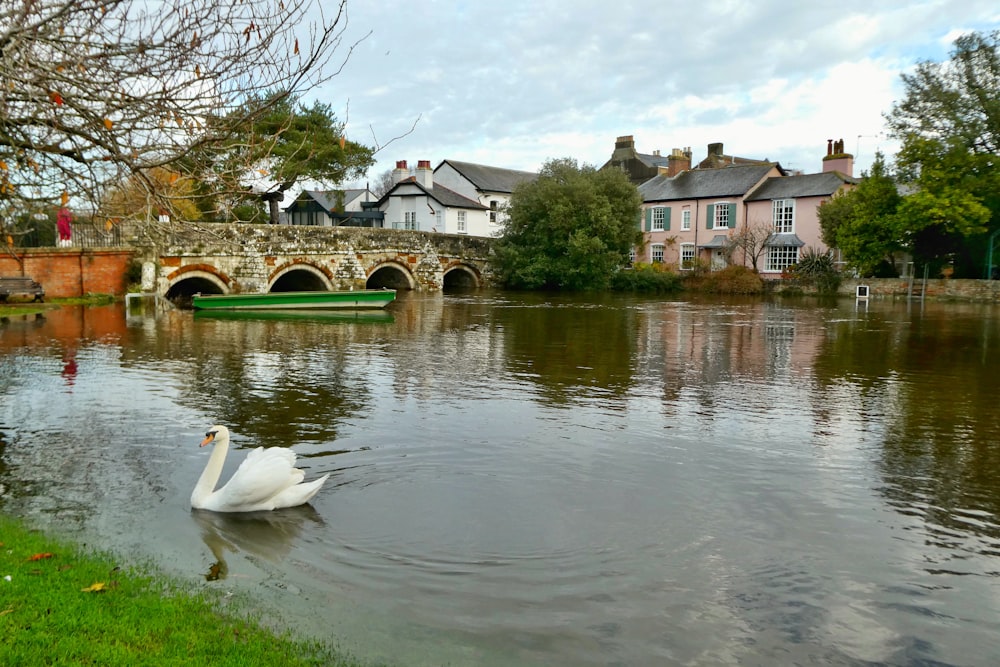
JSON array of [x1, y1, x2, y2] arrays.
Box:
[[378, 178, 487, 210], [435, 160, 537, 193], [635, 152, 670, 169], [745, 172, 857, 201], [289, 189, 371, 213], [639, 164, 778, 202]]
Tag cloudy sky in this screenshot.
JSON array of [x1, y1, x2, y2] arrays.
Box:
[[311, 1, 1000, 184]]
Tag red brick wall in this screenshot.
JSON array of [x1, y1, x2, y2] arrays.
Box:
[[0, 248, 135, 298]]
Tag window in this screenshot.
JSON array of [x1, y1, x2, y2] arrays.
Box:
[[651, 243, 665, 263], [436, 210, 443, 231], [765, 246, 799, 272], [629, 247, 636, 264], [773, 199, 794, 233], [652, 207, 665, 231], [713, 202, 730, 229], [681, 209, 691, 231], [680, 243, 695, 269], [489, 200, 499, 224], [404, 211, 417, 230], [457, 210, 467, 233]]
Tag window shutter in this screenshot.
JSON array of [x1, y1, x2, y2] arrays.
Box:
[[663, 207, 671, 231], [644, 208, 652, 232], [706, 204, 714, 229], [727, 203, 736, 228]]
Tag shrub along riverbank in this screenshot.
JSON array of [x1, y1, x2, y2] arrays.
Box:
[[0, 515, 377, 667]]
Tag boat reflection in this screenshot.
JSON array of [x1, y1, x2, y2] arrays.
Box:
[[193, 308, 395, 324]]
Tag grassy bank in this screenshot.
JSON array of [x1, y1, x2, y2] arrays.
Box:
[[0, 515, 374, 667], [0, 294, 116, 318]]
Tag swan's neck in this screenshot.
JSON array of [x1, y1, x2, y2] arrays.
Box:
[[191, 436, 229, 505]]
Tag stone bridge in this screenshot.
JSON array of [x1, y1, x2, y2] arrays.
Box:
[[131, 223, 495, 299]]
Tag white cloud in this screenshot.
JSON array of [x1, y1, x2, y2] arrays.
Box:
[[318, 0, 1000, 182]]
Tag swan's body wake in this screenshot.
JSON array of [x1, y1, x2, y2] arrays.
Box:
[[191, 425, 328, 513]]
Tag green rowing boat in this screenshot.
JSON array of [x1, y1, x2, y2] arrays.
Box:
[[192, 289, 396, 311]]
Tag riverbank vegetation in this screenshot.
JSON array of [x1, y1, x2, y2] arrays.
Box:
[[0, 515, 374, 667], [493, 158, 642, 290], [821, 30, 1000, 279], [0, 295, 115, 319]]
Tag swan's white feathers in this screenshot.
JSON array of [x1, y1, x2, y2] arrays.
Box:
[[191, 425, 329, 513]]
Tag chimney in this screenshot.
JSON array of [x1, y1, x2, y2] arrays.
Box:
[[392, 160, 409, 184], [612, 134, 638, 161], [708, 142, 723, 157], [665, 147, 691, 177], [822, 138, 854, 177], [416, 160, 433, 188], [615, 135, 635, 150]]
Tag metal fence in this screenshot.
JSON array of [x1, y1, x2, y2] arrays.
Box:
[[14, 221, 126, 249]]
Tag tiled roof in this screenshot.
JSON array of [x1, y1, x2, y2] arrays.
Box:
[[293, 189, 371, 212], [640, 164, 777, 202], [745, 172, 857, 201], [379, 178, 487, 210], [436, 160, 537, 193], [637, 152, 670, 169]]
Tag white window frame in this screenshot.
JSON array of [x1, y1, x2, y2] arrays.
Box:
[[403, 211, 417, 230], [457, 210, 467, 233], [765, 246, 799, 272], [652, 207, 665, 231], [713, 202, 730, 230], [651, 243, 665, 263], [680, 243, 695, 269], [629, 247, 636, 264], [681, 209, 691, 231], [772, 199, 795, 233]]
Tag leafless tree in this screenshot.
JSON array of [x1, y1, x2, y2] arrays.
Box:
[[726, 216, 774, 271], [368, 168, 397, 199], [0, 0, 363, 227]]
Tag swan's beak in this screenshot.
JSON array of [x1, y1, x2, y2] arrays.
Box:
[[200, 431, 216, 447]]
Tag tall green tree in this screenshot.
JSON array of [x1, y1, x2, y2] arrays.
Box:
[[210, 94, 375, 224], [818, 153, 904, 276], [885, 30, 1000, 275], [493, 158, 641, 290]]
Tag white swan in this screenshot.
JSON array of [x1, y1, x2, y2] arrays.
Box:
[[190, 425, 329, 513]]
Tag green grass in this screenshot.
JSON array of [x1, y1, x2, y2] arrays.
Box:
[[0, 294, 115, 318], [0, 515, 376, 667]]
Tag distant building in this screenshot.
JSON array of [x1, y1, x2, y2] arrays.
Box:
[[377, 159, 537, 237], [284, 188, 382, 227], [637, 139, 857, 275]]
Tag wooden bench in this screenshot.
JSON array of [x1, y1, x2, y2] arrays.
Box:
[[0, 276, 45, 302]]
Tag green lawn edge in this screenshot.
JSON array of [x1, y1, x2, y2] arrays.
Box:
[[0, 514, 381, 667]]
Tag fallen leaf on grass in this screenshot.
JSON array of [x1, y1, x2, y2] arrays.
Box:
[[0, 608, 13, 617], [81, 582, 107, 593], [28, 553, 54, 561]]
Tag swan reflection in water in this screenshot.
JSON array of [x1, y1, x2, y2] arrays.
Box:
[[191, 505, 325, 581]]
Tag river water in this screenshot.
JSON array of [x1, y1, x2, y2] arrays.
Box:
[[2, 291, 999, 666]]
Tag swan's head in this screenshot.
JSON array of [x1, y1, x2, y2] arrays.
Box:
[[200, 425, 230, 447]]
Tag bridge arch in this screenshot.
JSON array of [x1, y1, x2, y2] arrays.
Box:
[[268, 262, 333, 292], [442, 263, 481, 289], [366, 260, 416, 290], [165, 267, 230, 300]]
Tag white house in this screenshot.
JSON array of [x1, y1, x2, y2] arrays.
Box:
[[431, 159, 538, 233], [377, 160, 488, 235]]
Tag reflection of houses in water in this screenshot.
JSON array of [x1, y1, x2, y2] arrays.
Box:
[[634, 301, 821, 402]]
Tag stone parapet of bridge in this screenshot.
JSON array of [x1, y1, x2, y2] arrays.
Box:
[[125, 222, 495, 296]]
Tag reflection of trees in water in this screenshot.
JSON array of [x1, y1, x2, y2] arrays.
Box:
[[122, 313, 374, 446], [812, 308, 1000, 553], [494, 294, 638, 405]]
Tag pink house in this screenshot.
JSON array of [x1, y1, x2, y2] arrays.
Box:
[[636, 140, 857, 275]]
